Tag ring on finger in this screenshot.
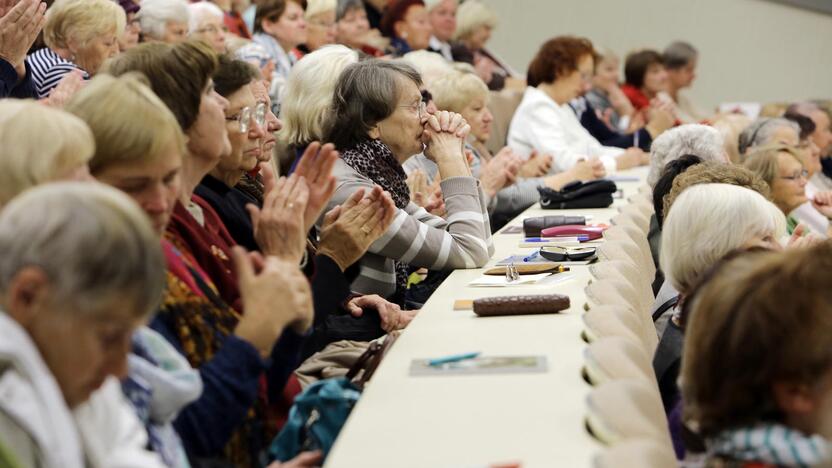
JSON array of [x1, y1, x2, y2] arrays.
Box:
[[361, 226, 372, 234], [288, 203, 295, 209]]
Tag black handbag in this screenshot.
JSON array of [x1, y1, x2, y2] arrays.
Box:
[[538, 180, 618, 209], [522, 215, 586, 237]]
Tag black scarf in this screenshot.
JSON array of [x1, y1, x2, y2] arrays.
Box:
[[340, 139, 410, 209]]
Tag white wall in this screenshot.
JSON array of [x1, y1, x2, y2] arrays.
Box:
[[479, 0, 831, 111]]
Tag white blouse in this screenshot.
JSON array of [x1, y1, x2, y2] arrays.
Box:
[[507, 86, 622, 174]]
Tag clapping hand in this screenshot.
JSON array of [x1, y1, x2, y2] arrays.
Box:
[[293, 142, 338, 232], [0, 0, 46, 77], [247, 170, 309, 264], [317, 186, 397, 271]]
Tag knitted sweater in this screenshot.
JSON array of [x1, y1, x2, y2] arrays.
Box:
[[325, 158, 494, 299]]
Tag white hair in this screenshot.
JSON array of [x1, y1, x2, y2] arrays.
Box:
[[0, 182, 165, 316], [401, 49, 453, 88], [138, 0, 189, 40], [279, 44, 358, 146], [648, 124, 726, 187], [660, 183, 786, 293], [187, 1, 223, 32], [453, 0, 496, 41]]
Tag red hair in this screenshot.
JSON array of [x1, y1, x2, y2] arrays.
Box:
[[527, 36, 595, 87], [379, 0, 425, 38]]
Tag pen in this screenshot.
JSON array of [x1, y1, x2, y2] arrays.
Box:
[[426, 351, 481, 367], [523, 249, 540, 262], [524, 236, 590, 242]]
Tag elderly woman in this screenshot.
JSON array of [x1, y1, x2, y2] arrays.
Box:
[[451, 0, 517, 91], [663, 41, 706, 123], [253, 0, 307, 88], [281, 45, 357, 153], [188, 1, 227, 53], [324, 59, 493, 303], [647, 123, 727, 186], [68, 71, 325, 467], [681, 244, 832, 467], [425, 0, 456, 60], [138, 0, 189, 44], [0, 182, 165, 468], [299, 0, 336, 54], [737, 116, 800, 156], [744, 144, 832, 238], [621, 49, 670, 112], [585, 47, 636, 132], [656, 182, 785, 457], [379, 0, 431, 56], [26, 0, 124, 98], [118, 0, 142, 52], [429, 68, 603, 224], [508, 36, 648, 175], [0, 101, 93, 205], [334, 0, 385, 56]]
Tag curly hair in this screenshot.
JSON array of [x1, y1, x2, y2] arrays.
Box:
[[526, 36, 595, 87], [663, 161, 771, 217]]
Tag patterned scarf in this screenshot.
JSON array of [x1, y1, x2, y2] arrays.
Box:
[[160, 242, 269, 468], [341, 139, 411, 296], [708, 423, 832, 467], [340, 139, 410, 209]]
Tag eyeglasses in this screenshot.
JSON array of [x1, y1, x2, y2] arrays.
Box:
[[780, 169, 809, 181], [400, 100, 427, 119], [309, 20, 336, 29], [226, 102, 267, 133]]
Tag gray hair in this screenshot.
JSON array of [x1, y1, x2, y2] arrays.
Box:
[[0, 182, 165, 316], [139, 0, 189, 41], [325, 59, 422, 150], [336, 0, 364, 22], [662, 41, 698, 70], [661, 183, 785, 293], [738, 117, 800, 155], [187, 1, 223, 32], [648, 124, 726, 187]]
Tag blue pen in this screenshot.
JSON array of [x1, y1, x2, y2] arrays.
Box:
[[525, 236, 590, 242], [523, 249, 541, 262], [426, 351, 481, 367]]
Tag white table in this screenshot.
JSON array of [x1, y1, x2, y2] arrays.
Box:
[[325, 167, 649, 468]]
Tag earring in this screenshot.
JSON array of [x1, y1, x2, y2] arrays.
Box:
[[401, 31, 408, 39]]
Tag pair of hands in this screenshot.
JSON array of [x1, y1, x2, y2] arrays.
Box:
[[615, 147, 650, 170], [0, 0, 44, 77], [346, 294, 417, 332], [479, 146, 521, 197], [518, 150, 553, 178], [422, 110, 470, 165], [406, 170, 445, 217]]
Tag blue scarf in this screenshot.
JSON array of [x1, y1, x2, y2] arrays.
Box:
[[708, 424, 832, 467]]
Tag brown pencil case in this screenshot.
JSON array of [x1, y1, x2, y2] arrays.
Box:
[[472, 294, 570, 317]]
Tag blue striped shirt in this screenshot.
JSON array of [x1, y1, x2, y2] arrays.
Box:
[[25, 48, 89, 99]]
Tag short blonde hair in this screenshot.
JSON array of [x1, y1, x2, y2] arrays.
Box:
[[65, 73, 186, 174], [453, 0, 495, 41], [44, 0, 126, 49], [660, 183, 785, 294], [743, 144, 804, 188], [0, 100, 94, 206], [280, 44, 358, 146], [431, 68, 487, 113], [305, 0, 336, 18]]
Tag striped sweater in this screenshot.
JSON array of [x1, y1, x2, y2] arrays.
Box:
[[325, 158, 494, 299], [26, 48, 88, 99]]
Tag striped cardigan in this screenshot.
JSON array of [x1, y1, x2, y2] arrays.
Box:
[[325, 158, 494, 299]]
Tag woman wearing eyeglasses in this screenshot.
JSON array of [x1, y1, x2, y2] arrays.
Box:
[[194, 56, 268, 251], [324, 59, 493, 304], [744, 144, 832, 238], [188, 2, 228, 54]]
